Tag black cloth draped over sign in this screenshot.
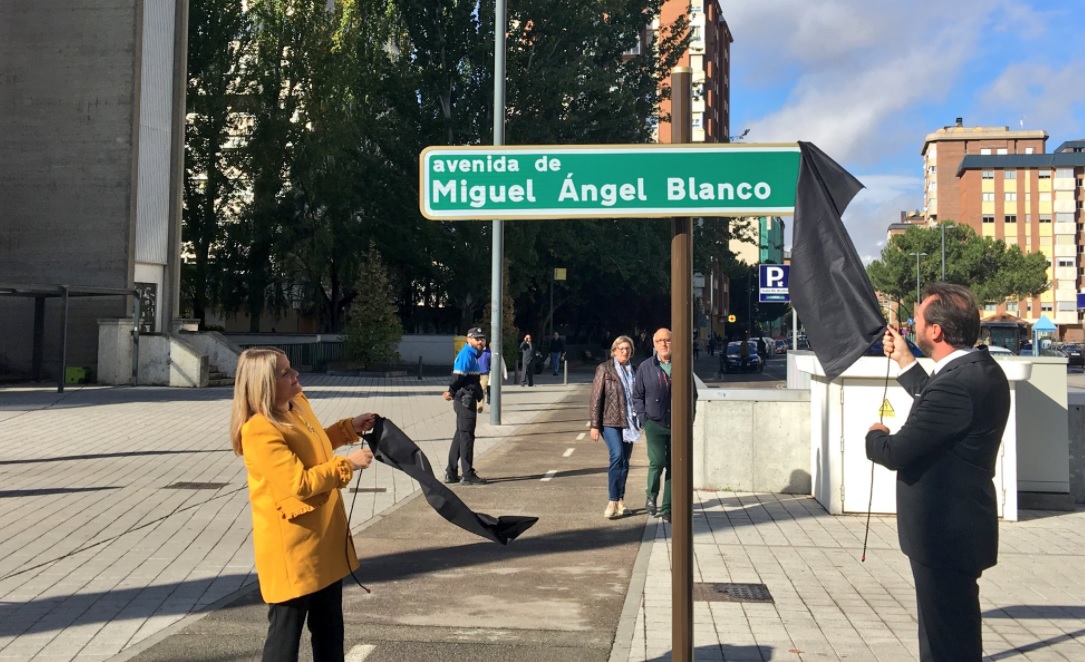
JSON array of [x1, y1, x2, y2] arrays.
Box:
[[790, 141, 884, 381], [362, 416, 537, 545]]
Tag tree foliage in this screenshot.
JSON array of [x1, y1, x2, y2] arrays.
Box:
[[344, 243, 403, 365], [866, 222, 1050, 315], [183, 0, 696, 341]]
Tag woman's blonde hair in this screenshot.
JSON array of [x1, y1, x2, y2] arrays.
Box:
[[610, 335, 635, 355], [230, 348, 288, 456]]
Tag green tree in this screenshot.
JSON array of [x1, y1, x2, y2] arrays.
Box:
[[344, 244, 403, 365], [867, 223, 1050, 316], [182, 0, 248, 325]]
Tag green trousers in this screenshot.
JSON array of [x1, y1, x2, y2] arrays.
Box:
[[644, 419, 671, 515]]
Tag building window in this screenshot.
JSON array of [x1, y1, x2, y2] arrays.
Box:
[[982, 215, 995, 224], [1040, 170, 1051, 179], [928, 165, 936, 174], [1042, 303, 1054, 312], [1056, 167, 1074, 179], [997, 148, 1008, 155], [1025, 213, 1032, 223], [982, 169, 994, 179], [981, 148, 992, 155], [1040, 214, 1052, 223], [1004, 169, 1017, 180], [1058, 258, 1074, 268], [1005, 214, 1017, 223], [1026, 147, 1035, 154], [1005, 192, 1017, 202], [982, 193, 995, 202]]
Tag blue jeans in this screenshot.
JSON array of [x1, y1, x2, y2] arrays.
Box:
[[551, 351, 561, 374], [602, 426, 633, 502]]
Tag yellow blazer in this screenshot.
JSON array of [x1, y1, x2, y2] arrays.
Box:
[[241, 393, 360, 604]]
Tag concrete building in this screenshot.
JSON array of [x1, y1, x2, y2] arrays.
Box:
[[956, 141, 1085, 336], [0, 1, 232, 386], [919, 119, 1085, 338]]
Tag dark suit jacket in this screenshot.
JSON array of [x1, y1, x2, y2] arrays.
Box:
[[865, 347, 1010, 576]]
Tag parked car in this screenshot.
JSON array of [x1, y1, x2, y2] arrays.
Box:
[[865, 337, 925, 357], [721, 341, 763, 374], [986, 345, 1015, 356], [759, 337, 776, 358], [774, 339, 788, 355], [1063, 344, 1083, 368]]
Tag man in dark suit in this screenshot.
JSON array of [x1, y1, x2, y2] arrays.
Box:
[[867, 283, 1010, 661]]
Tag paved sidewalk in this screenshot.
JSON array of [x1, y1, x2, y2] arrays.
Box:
[[4, 369, 1085, 661], [620, 492, 1085, 661], [0, 373, 579, 661]]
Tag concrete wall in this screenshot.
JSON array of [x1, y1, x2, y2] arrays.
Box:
[[180, 331, 240, 376], [694, 388, 812, 494], [0, 1, 143, 375], [1068, 391, 1085, 504]]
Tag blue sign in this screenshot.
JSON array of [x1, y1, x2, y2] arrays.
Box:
[[759, 264, 790, 303], [1078, 293, 1085, 309]]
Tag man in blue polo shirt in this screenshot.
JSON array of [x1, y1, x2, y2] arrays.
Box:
[[443, 327, 488, 485]]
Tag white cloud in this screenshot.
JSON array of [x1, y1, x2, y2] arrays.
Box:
[[978, 61, 1085, 139]]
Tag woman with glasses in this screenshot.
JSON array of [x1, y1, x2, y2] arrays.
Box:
[[588, 336, 642, 518]]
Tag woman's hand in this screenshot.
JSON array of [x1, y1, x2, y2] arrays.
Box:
[[352, 413, 376, 434], [348, 448, 374, 471], [590, 427, 600, 442]]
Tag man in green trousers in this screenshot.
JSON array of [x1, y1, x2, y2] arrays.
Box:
[[632, 328, 673, 522]]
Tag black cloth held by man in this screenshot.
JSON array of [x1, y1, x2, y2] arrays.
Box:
[[866, 283, 1010, 661], [363, 416, 538, 545]]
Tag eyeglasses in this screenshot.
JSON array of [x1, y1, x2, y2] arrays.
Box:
[[654, 338, 672, 344]]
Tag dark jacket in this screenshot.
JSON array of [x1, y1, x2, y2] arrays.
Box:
[[866, 347, 1009, 575], [589, 359, 635, 430], [631, 355, 699, 428]]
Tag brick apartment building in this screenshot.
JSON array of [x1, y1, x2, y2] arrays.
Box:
[[922, 119, 1085, 339]]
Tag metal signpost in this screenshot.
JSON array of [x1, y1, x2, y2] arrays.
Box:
[[420, 75, 802, 662]]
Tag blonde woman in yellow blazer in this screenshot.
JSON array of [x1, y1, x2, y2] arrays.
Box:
[[231, 348, 375, 662]]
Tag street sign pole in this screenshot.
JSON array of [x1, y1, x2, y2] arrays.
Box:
[[489, 0, 506, 426], [669, 66, 694, 662]]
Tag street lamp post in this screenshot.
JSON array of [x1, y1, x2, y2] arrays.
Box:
[[939, 222, 954, 281], [910, 252, 928, 310]]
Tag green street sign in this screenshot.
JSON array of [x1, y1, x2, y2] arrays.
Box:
[[420, 144, 800, 220]]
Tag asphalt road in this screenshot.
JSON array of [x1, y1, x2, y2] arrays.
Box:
[[123, 388, 651, 662]]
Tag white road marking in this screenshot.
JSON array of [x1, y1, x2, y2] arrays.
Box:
[[541, 469, 558, 481], [346, 645, 375, 661], [576, 432, 586, 440], [585, 421, 590, 427], [563, 448, 575, 457]]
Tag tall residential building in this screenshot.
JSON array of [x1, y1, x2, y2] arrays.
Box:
[[922, 118, 1047, 224], [921, 119, 1085, 337], [956, 140, 1085, 335], [656, 0, 733, 144], [654, 0, 734, 340]]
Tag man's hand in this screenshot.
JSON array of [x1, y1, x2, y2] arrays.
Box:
[[883, 325, 916, 370], [351, 413, 376, 434], [442, 391, 453, 401], [590, 427, 600, 442], [869, 422, 889, 434]]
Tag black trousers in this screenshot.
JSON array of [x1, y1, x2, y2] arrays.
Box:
[[448, 398, 477, 476], [910, 559, 982, 661], [262, 579, 344, 662]]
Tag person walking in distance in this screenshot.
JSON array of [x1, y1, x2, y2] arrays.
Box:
[[518, 334, 535, 386], [867, 283, 1009, 661], [632, 328, 674, 523], [443, 328, 488, 485], [549, 332, 564, 376], [589, 336, 641, 519]]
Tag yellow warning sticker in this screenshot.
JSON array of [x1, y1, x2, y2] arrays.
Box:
[[878, 399, 895, 418]]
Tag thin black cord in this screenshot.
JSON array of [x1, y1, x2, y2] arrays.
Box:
[[862, 352, 893, 562], [345, 440, 371, 593]]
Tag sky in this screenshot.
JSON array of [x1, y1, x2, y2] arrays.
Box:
[[725, 0, 1085, 264]]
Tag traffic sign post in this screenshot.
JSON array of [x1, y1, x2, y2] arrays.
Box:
[[420, 144, 801, 220], [420, 128, 806, 662]]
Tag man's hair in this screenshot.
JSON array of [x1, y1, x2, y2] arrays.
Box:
[[921, 282, 980, 349]]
